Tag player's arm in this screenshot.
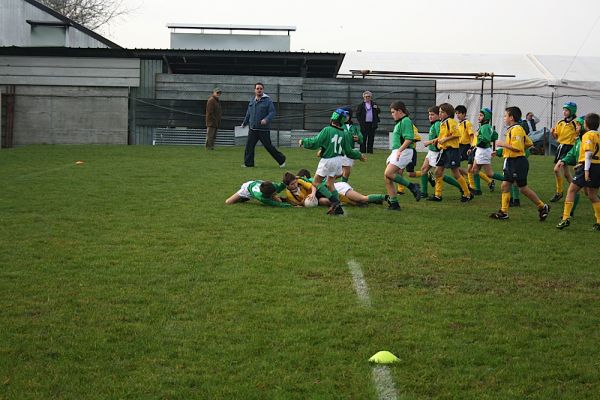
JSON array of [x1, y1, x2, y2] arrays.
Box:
[[300, 128, 327, 150], [354, 126, 364, 144]]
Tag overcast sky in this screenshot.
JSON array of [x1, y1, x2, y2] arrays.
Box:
[[103, 0, 600, 57]]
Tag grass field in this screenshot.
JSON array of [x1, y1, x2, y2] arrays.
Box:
[[1, 145, 599, 400]]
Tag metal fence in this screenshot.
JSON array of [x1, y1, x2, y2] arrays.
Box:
[[437, 83, 600, 155]]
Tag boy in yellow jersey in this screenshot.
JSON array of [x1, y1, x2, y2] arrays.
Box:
[[455, 105, 475, 187], [281, 172, 317, 206], [550, 102, 579, 202], [427, 103, 472, 202], [556, 113, 600, 230], [489, 106, 550, 221]]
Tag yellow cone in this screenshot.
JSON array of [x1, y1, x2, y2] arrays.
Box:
[[369, 351, 399, 364]]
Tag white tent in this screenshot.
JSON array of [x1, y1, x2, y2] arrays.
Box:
[[340, 51, 600, 132]]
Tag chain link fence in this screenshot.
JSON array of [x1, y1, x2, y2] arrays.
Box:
[[437, 81, 600, 155]]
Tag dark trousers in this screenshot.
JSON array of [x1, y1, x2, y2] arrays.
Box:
[[244, 129, 286, 167], [205, 127, 218, 149], [360, 123, 376, 153]]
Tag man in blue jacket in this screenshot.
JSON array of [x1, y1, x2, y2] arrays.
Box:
[[241, 82, 287, 168]]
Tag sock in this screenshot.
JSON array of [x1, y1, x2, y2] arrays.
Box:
[[501, 192, 510, 213], [556, 175, 564, 194], [442, 175, 461, 190], [492, 172, 505, 181], [397, 184, 405, 193], [329, 190, 339, 203], [479, 172, 492, 184], [420, 174, 428, 196], [368, 194, 386, 203], [434, 177, 443, 197], [467, 173, 476, 189], [511, 185, 520, 200], [474, 174, 481, 191], [456, 176, 470, 196], [414, 171, 422, 177], [593, 202, 600, 223], [563, 201, 574, 220], [571, 192, 580, 216], [342, 176, 349, 182], [317, 183, 332, 198], [393, 174, 412, 187], [536, 200, 545, 208]]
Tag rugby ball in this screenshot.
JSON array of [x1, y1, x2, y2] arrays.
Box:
[[304, 196, 318, 207]]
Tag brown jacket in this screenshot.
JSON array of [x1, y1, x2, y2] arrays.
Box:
[[205, 95, 222, 128]]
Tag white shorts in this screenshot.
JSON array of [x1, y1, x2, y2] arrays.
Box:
[[341, 156, 354, 167], [316, 156, 343, 178], [334, 181, 353, 195], [237, 181, 253, 199], [426, 150, 439, 167], [386, 148, 415, 169], [474, 147, 493, 165]]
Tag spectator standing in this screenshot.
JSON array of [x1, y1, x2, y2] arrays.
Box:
[[524, 112, 539, 134], [241, 82, 286, 168], [205, 88, 222, 150], [356, 91, 380, 153]]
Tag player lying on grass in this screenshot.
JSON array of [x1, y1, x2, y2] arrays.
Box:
[[225, 180, 291, 207], [280, 172, 317, 207], [296, 169, 387, 207]]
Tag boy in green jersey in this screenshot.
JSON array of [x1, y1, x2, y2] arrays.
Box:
[[384, 100, 421, 210], [299, 109, 366, 215], [340, 106, 364, 182], [470, 107, 505, 195], [225, 180, 291, 207]]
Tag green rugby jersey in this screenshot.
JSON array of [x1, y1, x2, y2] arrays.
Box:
[[301, 125, 362, 159], [344, 123, 364, 150], [247, 180, 290, 207], [390, 116, 415, 150], [428, 120, 441, 151]]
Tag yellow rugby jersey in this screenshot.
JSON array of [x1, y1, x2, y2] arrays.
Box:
[[554, 119, 578, 145], [458, 119, 474, 145], [282, 178, 313, 205], [438, 118, 460, 149], [578, 130, 600, 164], [502, 124, 532, 158]]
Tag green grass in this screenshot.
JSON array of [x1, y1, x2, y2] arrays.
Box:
[[1, 145, 599, 399]]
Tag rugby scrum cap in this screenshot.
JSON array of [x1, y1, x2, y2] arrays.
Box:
[[480, 107, 492, 121], [331, 108, 349, 122], [563, 101, 577, 115]]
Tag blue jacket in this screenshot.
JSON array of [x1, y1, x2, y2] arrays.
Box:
[[243, 94, 276, 130]]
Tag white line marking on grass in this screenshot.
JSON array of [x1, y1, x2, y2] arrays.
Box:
[[371, 365, 399, 400], [347, 260, 400, 400], [347, 260, 371, 307]]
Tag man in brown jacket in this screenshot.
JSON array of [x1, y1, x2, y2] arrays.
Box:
[[205, 88, 222, 150]]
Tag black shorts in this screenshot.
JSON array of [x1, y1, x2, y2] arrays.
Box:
[[459, 144, 470, 161], [467, 147, 476, 165], [503, 156, 529, 187], [405, 148, 417, 173], [554, 144, 574, 163], [436, 148, 461, 169], [572, 164, 600, 189]]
